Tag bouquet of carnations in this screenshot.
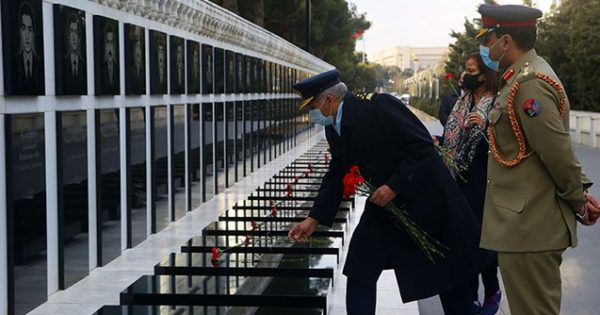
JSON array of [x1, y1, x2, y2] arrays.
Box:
[[343, 165, 447, 263]]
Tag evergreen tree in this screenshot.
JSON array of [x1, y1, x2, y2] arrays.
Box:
[[538, 0, 600, 111]]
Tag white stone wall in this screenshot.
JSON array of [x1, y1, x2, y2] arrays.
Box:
[[570, 110, 600, 149]]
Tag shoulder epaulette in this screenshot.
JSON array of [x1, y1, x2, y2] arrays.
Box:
[[356, 92, 376, 101], [516, 62, 537, 83]]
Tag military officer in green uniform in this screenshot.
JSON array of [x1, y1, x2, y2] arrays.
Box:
[[476, 4, 600, 315]]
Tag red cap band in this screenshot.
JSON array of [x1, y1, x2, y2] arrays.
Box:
[[482, 16, 537, 28]]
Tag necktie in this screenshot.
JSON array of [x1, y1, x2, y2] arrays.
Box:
[[27, 60, 31, 79]]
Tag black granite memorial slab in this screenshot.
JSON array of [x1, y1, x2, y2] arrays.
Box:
[[231, 205, 350, 212], [94, 305, 325, 315], [119, 275, 331, 312], [154, 252, 336, 280]]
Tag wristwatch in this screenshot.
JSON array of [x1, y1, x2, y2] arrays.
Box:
[[576, 204, 588, 223]]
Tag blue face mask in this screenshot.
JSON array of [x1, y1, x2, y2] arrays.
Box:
[[479, 35, 506, 72], [309, 108, 334, 126], [309, 98, 334, 126]]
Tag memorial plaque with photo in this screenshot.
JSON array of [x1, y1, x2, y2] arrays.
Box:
[[225, 50, 234, 94], [54, 5, 87, 95], [287, 67, 293, 93], [265, 60, 271, 93], [225, 102, 235, 186], [96, 109, 121, 266], [214, 102, 225, 192], [235, 53, 244, 93], [127, 107, 147, 247], [93, 16, 120, 95], [172, 105, 186, 219], [149, 30, 167, 95], [151, 106, 168, 232], [201, 44, 213, 94], [214, 48, 225, 94], [6, 113, 47, 315], [235, 101, 243, 181], [251, 57, 259, 93], [188, 104, 201, 209], [1, 0, 45, 95], [170, 36, 185, 95], [260, 59, 267, 93], [186, 41, 200, 94], [57, 111, 88, 289], [275, 64, 281, 93], [202, 103, 214, 201], [271, 63, 277, 93], [245, 56, 252, 94], [125, 24, 146, 95], [283, 66, 288, 93]]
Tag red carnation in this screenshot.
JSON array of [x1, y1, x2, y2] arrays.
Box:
[[287, 183, 293, 197], [443, 72, 455, 81], [244, 233, 251, 246], [304, 171, 309, 178], [308, 162, 313, 172], [294, 176, 299, 183], [342, 165, 365, 199], [211, 247, 222, 267], [271, 206, 278, 217], [324, 154, 329, 163], [251, 220, 257, 231]]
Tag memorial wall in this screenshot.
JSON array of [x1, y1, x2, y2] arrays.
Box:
[[0, 1, 332, 314]]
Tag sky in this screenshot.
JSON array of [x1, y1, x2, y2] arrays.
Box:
[[350, 0, 556, 57]]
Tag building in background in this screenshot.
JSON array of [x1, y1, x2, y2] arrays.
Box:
[[372, 46, 447, 72]]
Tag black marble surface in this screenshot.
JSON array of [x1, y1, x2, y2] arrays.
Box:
[[120, 274, 331, 309], [93, 305, 324, 315]]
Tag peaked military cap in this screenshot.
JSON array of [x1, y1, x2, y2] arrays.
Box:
[[293, 69, 341, 109], [476, 4, 543, 39]]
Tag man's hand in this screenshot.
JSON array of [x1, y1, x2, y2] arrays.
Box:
[[288, 217, 318, 243], [369, 184, 397, 207], [578, 205, 597, 226], [585, 193, 600, 222]]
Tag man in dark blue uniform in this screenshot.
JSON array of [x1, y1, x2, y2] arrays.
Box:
[[288, 70, 483, 314]]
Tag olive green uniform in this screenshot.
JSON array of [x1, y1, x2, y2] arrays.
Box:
[[482, 49, 593, 315]]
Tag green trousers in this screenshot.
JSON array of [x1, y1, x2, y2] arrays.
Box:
[[498, 250, 564, 315]]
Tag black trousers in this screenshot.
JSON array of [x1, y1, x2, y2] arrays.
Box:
[[346, 277, 476, 315], [471, 258, 500, 301], [439, 283, 477, 315]]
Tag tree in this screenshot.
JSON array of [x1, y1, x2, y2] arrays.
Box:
[[446, 18, 480, 76], [537, 0, 600, 112], [212, 0, 386, 93]]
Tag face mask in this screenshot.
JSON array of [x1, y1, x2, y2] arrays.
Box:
[[480, 36, 507, 72], [309, 98, 334, 126], [463, 73, 483, 91]]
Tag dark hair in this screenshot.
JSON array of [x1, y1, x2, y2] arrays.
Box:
[[467, 52, 500, 94], [18, 2, 35, 29], [66, 12, 79, 30], [494, 27, 537, 51]]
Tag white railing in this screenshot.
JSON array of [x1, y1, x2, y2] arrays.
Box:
[[570, 110, 600, 149]]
